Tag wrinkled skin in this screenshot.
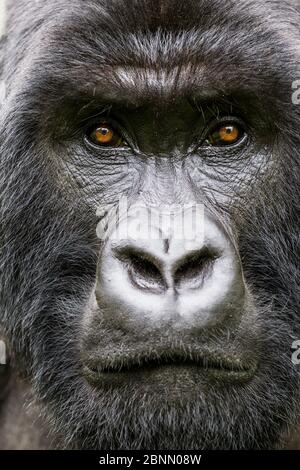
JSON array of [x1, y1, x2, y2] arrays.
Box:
[[0, 0, 300, 450]]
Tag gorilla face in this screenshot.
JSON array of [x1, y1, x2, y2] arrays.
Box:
[[1, 0, 300, 449]]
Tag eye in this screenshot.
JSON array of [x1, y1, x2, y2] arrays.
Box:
[[207, 122, 245, 147], [87, 122, 124, 147]]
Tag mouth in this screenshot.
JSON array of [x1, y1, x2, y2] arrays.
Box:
[[83, 350, 257, 385]]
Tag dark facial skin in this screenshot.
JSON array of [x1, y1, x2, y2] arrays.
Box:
[[0, 0, 300, 449]]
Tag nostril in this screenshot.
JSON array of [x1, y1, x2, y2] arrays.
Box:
[[174, 248, 218, 290], [129, 254, 162, 287], [113, 247, 166, 293]]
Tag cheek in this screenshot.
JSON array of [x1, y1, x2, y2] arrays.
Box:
[[186, 149, 273, 206], [58, 146, 141, 209]]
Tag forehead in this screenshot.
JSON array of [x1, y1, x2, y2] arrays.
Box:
[[7, 0, 286, 66], [5, 0, 293, 108], [41, 0, 272, 63]]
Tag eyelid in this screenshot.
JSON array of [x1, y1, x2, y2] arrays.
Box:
[[201, 116, 247, 147], [84, 116, 121, 136]]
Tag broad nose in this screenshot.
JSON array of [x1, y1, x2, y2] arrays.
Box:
[[96, 206, 246, 329], [111, 242, 218, 295]]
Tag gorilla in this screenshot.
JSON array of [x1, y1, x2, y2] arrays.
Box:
[[0, 0, 300, 450]]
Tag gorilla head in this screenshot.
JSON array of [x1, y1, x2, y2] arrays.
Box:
[[1, 0, 300, 450]]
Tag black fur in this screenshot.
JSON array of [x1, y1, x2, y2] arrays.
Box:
[[0, 0, 300, 449]]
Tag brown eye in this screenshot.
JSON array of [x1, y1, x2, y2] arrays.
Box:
[[88, 122, 123, 147], [208, 123, 244, 146]]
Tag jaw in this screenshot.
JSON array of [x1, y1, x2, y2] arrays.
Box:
[[12, 278, 300, 450], [42, 354, 299, 450]]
